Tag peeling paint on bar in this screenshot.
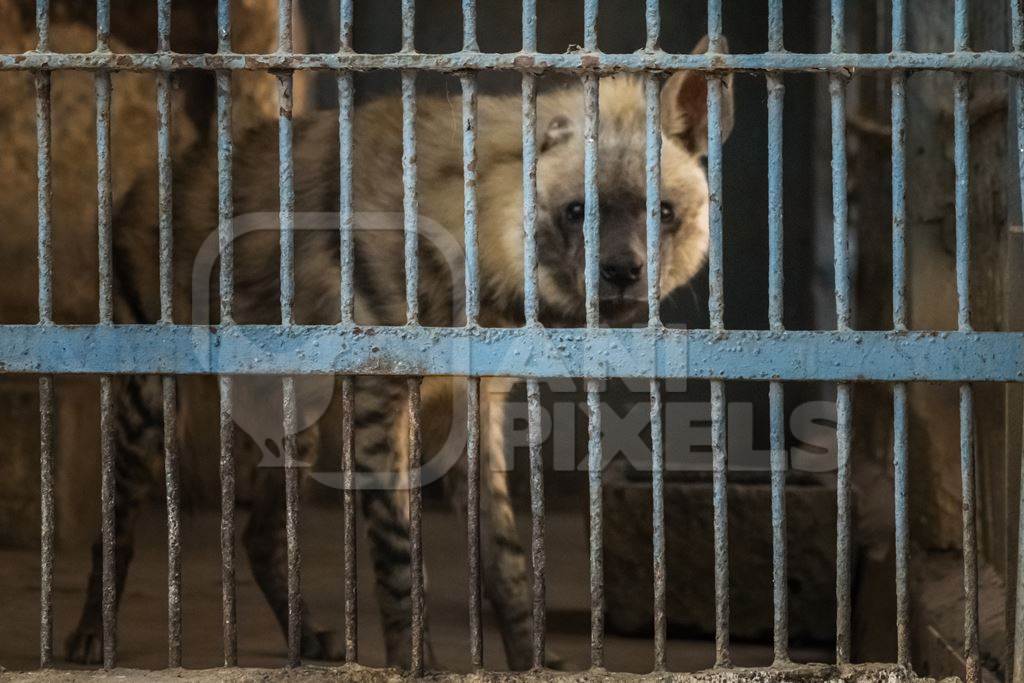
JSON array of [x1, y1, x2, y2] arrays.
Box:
[[0, 326, 1021, 381], [4, 51, 1024, 73]]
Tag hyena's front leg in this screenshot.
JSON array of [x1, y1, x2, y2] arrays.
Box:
[[66, 375, 160, 664], [243, 421, 344, 661], [352, 375, 431, 669]]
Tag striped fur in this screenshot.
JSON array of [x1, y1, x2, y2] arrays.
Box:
[[66, 44, 731, 669]]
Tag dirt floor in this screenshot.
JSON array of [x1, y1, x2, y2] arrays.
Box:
[[0, 506, 829, 674]]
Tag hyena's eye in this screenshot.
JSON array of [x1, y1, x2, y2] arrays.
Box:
[[563, 201, 585, 224], [660, 202, 676, 224]]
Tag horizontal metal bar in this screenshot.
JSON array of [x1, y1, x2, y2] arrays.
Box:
[[3, 51, 1023, 73], [0, 326, 1020, 381]]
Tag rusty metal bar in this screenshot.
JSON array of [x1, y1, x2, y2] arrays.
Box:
[[527, 377, 545, 670], [95, 0, 117, 667], [408, 377, 425, 676], [156, 0, 182, 668], [6, 51, 1024, 73], [216, 0, 238, 666], [461, 0, 482, 668], [34, 0, 54, 669], [337, 0, 357, 666]]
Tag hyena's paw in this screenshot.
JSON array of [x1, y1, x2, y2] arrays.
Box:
[[300, 627, 345, 661], [545, 650, 571, 671], [65, 622, 104, 665]]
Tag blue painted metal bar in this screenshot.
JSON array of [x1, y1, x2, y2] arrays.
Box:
[[0, 326, 1021, 381], [275, 1, 302, 669], [644, 0, 665, 671], [402, 71, 419, 325], [707, 0, 730, 669], [215, 0, 237, 667], [522, 67, 539, 324], [583, 81, 601, 329], [7, 51, 1024, 73], [829, 0, 853, 667], [34, 2, 53, 668], [891, 0, 910, 670], [767, 0, 787, 666], [336, 4, 358, 661], [584, 0, 598, 52]]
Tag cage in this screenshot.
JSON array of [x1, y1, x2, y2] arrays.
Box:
[[0, 1, 1020, 681]]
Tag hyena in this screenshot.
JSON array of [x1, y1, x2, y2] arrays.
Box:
[[66, 37, 734, 669]]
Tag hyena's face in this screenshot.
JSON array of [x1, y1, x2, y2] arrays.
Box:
[[532, 39, 734, 326]]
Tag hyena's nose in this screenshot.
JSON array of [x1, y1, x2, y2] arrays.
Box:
[[600, 258, 643, 290]]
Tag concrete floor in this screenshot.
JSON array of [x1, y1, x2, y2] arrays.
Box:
[[0, 505, 829, 674]]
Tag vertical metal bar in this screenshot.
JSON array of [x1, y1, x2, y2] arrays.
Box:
[[402, 70, 419, 325], [527, 378, 545, 669], [644, 2, 665, 671], [767, 0, 788, 666], [706, 0, 729, 668], [462, 1, 482, 667], [337, 0, 357, 665], [95, 0, 116, 668], [582, 0, 604, 658], [829, 0, 853, 666], [35, 1, 54, 669], [408, 378, 425, 676], [276, 3, 302, 666], [1012, 4, 1024, 680], [587, 379, 603, 670], [953, 4, 978, 682], [341, 376, 357, 663], [216, 0, 237, 667], [155, 0, 182, 668], [891, 0, 910, 670], [521, 0, 539, 325]]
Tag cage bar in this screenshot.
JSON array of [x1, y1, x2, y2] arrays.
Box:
[[643, 0, 666, 670], [34, 0, 54, 668], [95, 0, 117, 667], [461, 0, 482, 667], [275, 1, 303, 667], [155, 0, 182, 667], [337, 0, 358, 665], [890, 0, 910, 669], [408, 377, 425, 675], [527, 378, 545, 669], [7, 51, 1024, 74], [216, 0, 238, 666], [766, 0, 788, 665], [1013, 0, 1024, 679], [829, 0, 854, 666], [706, 0, 730, 668], [953, 3, 979, 681], [582, 6, 604, 661]]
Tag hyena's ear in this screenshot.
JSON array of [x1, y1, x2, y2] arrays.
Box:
[[661, 35, 735, 155], [540, 114, 573, 152]]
